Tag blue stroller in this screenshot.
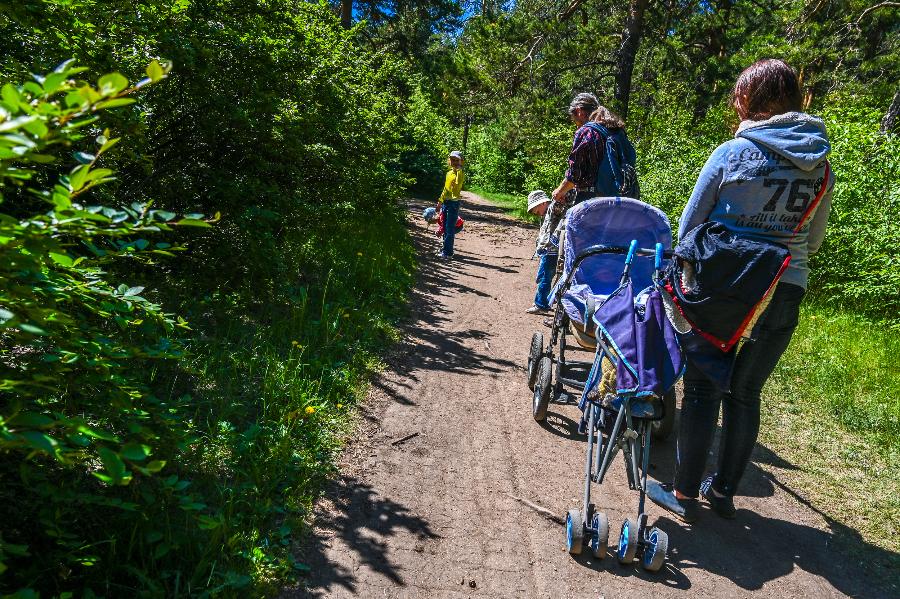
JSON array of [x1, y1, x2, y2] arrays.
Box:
[[526, 198, 676, 440], [564, 238, 684, 571]]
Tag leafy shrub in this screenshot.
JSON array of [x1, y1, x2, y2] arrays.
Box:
[[465, 121, 527, 193], [629, 95, 732, 217], [398, 83, 461, 193], [522, 123, 572, 193], [0, 61, 217, 593], [809, 107, 900, 326], [0, 2, 425, 596]]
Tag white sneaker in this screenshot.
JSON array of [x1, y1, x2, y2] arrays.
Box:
[[525, 305, 550, 315]]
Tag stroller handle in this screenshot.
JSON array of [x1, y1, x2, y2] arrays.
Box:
[[559, 244, 674, 293], [621, 240, 639, 286], [624, 239, 638, 266], [574, 243, 672, 263]]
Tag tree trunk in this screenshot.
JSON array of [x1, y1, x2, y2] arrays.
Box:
[[881, 88, 900, 134], [340, 0, 352, 28], [462, 115, 470, 154], [614, 0, 649, 119]]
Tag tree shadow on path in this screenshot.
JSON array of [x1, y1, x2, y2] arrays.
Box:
[[571, 406, 899, 598], [287, 475, 439, 598], [371, 199, 520, 395], [288, 197, 526, 595]]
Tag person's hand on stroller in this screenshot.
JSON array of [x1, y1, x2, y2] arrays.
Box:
[[552, 180, 575, 203]]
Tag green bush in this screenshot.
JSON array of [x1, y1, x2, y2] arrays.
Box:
[[521, 123, 573, 193], [398, 83, 461, 193], [465, 121, 527, 193], [0, 2, 425, 596], [628, 96, 733, 217], [809, 107, 900, 326], [0, 61, 216, 593]]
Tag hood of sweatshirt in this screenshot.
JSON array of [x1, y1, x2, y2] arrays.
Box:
[[736, 112, 830, 171]]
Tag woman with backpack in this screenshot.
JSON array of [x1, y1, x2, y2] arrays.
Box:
[[528, 97, 639, 314], [648, 58, 834, 522], [549, 98, 639, 206]]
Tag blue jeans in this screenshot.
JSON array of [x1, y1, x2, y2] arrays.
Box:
[[442, 200, 460, 257], [534, 253, 556, 309], [674, 283, 805, 498]]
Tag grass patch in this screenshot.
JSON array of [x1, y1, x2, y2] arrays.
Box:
[[469, 186, 540, 223], [759, 302, 900, 576], [0, 207, 416, 596], [777, 304, 899, 450], [174, 208, 417, 593]]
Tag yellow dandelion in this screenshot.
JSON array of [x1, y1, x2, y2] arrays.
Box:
[[357, 252, 363, 256], [337, 403, 344, 409], [304, 406, 315, 415], [291, 340, 299, 346]]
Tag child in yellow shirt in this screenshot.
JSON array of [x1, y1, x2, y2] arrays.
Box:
[[435, 151, 465, 259]]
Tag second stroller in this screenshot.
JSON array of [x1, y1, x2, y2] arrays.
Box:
[[526, 197, 676, 438]]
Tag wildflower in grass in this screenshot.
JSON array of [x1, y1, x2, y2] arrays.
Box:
[[291, 340, 299, 346], [343, 313, 350, 318], [337, 403, 344, 409], [357, 252, 363, 256], [305, 406, 315, 415]]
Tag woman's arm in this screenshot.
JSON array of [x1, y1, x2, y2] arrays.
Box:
[[678, 144, 728, 238]]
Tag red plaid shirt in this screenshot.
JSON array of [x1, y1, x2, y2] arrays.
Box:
[[565, 124, 605, 189]]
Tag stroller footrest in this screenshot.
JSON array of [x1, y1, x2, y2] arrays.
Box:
[[603, 394, 663, 419]]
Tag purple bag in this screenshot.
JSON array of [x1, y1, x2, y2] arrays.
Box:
[[592, 279, 684, 398]]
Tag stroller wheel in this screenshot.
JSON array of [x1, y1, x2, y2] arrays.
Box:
[[565, 509, 584, 555], [616, 518, 638, 565], [651, 389, 677, 440], [590, 512, 609, 559], [527, 332, 544, 391], [641, 526, 669, 572], [532, 357, 552, 422]]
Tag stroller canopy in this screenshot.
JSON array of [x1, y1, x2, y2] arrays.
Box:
[[553, 197, 672, 326]]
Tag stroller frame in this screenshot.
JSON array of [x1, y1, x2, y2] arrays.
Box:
[[564, 242, 674, 572], [527, 242, 675, 439], [530, 243, 631, 404]]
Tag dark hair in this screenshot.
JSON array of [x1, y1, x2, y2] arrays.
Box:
[[589, 105, 625, 129], [733, 59, 802, 121]]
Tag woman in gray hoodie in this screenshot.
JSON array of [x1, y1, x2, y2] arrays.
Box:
[[649, 59, 835, 522]]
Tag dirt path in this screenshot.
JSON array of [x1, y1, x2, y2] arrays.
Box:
[[284, 192, 891, 599]]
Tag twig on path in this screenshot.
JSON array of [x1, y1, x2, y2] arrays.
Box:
[[504, 492, 565, 525], [390, 432, 420, 446]]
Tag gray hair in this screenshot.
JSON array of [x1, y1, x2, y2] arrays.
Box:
[[569, 92, 599, 114], [589, 105, 626, 129]]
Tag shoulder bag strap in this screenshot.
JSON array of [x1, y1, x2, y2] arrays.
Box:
[[791, 160, 831, 236]]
